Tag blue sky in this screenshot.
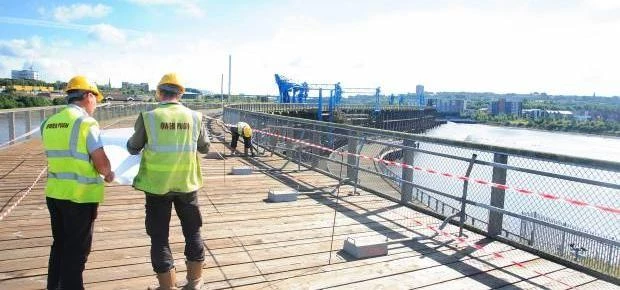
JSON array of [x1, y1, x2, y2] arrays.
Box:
[[1, 0, 619, 96]]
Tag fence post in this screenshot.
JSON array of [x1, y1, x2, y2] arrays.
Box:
[[39, 109, 46, 124], [311, 124, 321, 168], [488, 153, 508, 236], [25, 111, 32, 139], [8, 112, 16, 144], [400, 139, 416, 203], [346, 133, 359, 184]]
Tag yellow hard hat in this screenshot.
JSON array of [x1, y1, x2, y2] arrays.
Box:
[[158, 73, 185, 94], [242, 126, 252, 137], [65, 75, 103, 102]]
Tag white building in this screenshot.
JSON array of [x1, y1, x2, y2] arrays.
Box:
[[11, 69, 40, 80], [523, 109, 573, 119]]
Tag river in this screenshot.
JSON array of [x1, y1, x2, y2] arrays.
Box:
[[387, 122, 619, 239], [0, 112, 45, 145], [425, 122, 620, 162]]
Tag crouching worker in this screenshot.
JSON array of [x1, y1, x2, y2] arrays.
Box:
[[229, 121, 255, 157], [127, 73, 210, 290]]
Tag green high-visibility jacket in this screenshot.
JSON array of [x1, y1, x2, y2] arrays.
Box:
[[42, 106, 104, 203], [236, 122, 248, 135], [236, 121, 252, 137], [133, 104, 203, 194]]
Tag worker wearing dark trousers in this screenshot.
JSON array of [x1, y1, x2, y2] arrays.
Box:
[[128, 73, 210, 290], [42, 75, 114, 290], [229, 121, 254, 156], [46, 199, 98, 289], [145, 192, 204, 273]]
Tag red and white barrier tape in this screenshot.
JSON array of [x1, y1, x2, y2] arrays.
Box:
[[0, 128, 40, 148], [248, 127, 619, 215], [375, 205, 576, 288], [0, 166, 47, 221], [418, 220, 574, 288]]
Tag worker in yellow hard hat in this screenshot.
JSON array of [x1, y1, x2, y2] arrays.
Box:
[[229, 121, 255, 157], [126, 73, 210, 290], [42, 75, 114, 290]]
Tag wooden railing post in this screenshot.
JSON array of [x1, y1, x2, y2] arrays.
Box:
[[25, 111, 32, 139], [8, 112, 16, 144], [401, 139, 416, 203], [346, 134, 359, 184], [488, 153, 508, 236]]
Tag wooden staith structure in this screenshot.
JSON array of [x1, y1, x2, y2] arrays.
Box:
[[0, 113, 617, 289]]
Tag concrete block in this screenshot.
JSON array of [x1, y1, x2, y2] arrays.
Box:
[[268, 189, 298, 202], [343, 236, 388, 259], [231, 166, 253, 175]]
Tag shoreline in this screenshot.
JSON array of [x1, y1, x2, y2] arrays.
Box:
[[468, 121, 620, 139]]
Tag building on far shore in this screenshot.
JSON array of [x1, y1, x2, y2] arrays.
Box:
[[523, 109, 573, 119], [11, 68, 40, 80], [489, 98, 522, 116], [427, 99, 466, 114], [121, 82, 149, 92]]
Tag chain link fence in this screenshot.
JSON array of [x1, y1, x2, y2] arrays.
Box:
[[224, 104, 620, 279], [4, 102, 617, 278], [0, 102, 221, 147]]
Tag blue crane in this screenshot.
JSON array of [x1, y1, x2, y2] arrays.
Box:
[[274, 74, 381, 121]]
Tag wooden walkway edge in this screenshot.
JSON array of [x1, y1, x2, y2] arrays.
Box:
[[0, 114, 616, 289]]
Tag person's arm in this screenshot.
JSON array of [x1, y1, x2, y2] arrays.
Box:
[[127, 113, 147, 155], [91, 148, 114, 182], [86, 123, 114, 182], [197, 119, 210, 154]]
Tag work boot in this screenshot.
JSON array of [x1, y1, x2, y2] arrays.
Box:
[[178, 261, 204, 290], [148, 269, 178, 290]]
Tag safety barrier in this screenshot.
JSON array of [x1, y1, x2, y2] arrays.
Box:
[[0, 102, 221, 148], [223, 104, 620, 279], [1, 102, 618, 279]]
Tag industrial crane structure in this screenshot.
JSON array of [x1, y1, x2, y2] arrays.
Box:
[[274, 74, 382, 121]]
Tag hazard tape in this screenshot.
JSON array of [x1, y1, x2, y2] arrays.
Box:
[[402, 214, 574, 289], [0, 128, 40, 148], [241, 126, 619, 216], [425, 222, 573, 288], [0, 117, 129, 222], [215, 119, 580, 287], [0, 166, 46, 222]]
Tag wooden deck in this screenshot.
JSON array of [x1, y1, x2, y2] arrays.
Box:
[[0, 114, 617, 289]]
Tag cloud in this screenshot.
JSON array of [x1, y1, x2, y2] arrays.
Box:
[[0, 37, 43, 58], [584, 0, 620, 10], [88, 24, 127, 44], [52, 3, 112, 23], [0, 16, 89, 31], [3, 2, 620, 96], [31, 58, 76, 82], [127, 0, 205, 18]]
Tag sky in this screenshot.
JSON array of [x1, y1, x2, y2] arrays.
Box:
[[0, 0, 619, 96]]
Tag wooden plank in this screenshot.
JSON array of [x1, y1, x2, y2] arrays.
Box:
[[0, 112, 615, 290]]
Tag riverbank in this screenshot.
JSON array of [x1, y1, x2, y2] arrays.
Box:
[[426, 122, 620, 162], [474, 120, 620, 138]]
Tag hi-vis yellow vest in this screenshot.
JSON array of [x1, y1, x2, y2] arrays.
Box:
[[236, 122, 251, 137], [133, 103, 202, 195], [42, 106, 104, 203]]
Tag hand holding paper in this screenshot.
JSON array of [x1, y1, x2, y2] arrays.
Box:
[[100, 128, 142, 185]]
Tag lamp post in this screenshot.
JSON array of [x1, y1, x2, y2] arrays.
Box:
[[227, 54, 231, 103]]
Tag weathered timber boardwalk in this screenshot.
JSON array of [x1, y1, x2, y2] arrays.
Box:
[[0, 114, 617, 289]]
